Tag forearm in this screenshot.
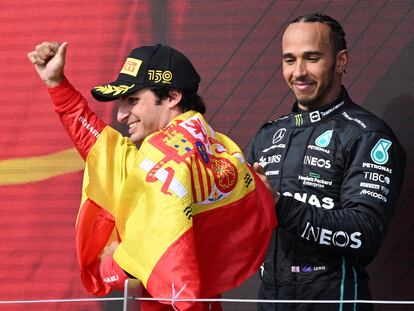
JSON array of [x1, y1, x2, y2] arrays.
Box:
[[48, 78, 106, 159], [277, 195, 389, 259]]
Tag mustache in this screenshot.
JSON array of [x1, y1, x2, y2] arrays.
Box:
[[292, 78, 315, 84]]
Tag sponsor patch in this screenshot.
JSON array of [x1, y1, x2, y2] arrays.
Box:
[[315, 130, 333, 148], [120, 57, 142, 77], [148, 69, 173, 84], [308, 144, 330, 154], [363, 171, 390, 184], [360, 182, 380, 190], [298, 174, 332, 189], [272, 128, 286, 144], [295, 114, 303, 127], [309, 111, 321, 123], [265, 170, 279, 176], [301, 221, 362, 249], [371, 139, 392, 165], [283, 191, 334, 209], [342, 112, 367, 128], [303, 156, 331, 169], [362, 162, 392, 174], [360, 189, 387, 203], [259, 155, 281, 167], [263, 144, 286, 153]]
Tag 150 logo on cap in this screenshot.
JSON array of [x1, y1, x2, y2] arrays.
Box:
[[120, 58, 142, 77], [148, 70, 173, 84]]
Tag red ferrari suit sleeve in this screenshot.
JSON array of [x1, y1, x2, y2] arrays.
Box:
[[48, 78, 120, 296], [100, 255, 128, 291], [48, 78, 107, 159]]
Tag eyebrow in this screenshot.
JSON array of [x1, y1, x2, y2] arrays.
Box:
[[282, 50, 324, 58]]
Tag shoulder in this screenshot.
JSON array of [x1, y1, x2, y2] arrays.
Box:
[[257, 113, 292, 133], [330, 101, 403, 155], [250, 113, 292, 145], [340, 101, 395, 135], [339, 102, 405, 161]]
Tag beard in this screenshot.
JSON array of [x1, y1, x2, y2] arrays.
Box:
[[294, 61, 337, 109]]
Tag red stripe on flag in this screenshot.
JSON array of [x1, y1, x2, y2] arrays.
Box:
[[204, 162, 212, 196], [189, 161, 199, 202], [195, 157, 206, 200], [146, 169, 276, 310]]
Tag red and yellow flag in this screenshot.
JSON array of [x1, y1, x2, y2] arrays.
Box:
[[76, 110, 276, 309]]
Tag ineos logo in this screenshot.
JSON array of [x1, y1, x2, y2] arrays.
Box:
[[272, 128, 286, 144]]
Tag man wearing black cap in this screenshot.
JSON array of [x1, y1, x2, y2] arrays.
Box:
[[29, 42, 205, 148], [28, 42, 276, 311], [91, 43, 205, 148]]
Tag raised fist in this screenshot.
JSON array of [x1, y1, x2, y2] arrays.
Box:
[[27, 41, 67, 87]]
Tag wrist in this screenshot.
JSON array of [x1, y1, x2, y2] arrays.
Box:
[[44, 75, 64, 88]]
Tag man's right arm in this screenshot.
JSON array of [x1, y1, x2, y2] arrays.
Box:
[[250, 129, 405, 262], [28, 42, 106, 159]]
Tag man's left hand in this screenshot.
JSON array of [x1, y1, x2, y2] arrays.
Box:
[[100, 241, 119, 260]]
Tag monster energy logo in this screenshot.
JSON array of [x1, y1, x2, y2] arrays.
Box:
[[295, 114, 303, 126]]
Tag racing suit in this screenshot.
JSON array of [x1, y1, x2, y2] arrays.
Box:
[[247, 87, 406, 311]]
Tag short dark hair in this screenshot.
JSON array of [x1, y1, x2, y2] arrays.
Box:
[[290, 13, 347, 53], [150, 87, 206, 114]]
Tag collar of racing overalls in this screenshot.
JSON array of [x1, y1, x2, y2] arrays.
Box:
[[290, 86, 349, 127]]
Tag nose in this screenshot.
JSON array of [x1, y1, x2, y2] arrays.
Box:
[[117, 101, 130, 123], [293, 60, 307, 79]]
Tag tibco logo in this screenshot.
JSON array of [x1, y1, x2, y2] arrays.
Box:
[[363, 171, 390, 184]]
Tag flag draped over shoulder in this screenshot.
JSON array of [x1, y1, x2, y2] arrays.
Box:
[[76, 110, 276, 309]]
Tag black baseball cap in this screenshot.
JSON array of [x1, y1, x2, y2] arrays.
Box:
[[91, 44, 200, 102]]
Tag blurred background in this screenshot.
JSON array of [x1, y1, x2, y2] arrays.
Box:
[[0, 1, 413, 310]]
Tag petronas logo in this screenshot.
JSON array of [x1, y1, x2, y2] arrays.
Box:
[[315, 130, 333, 148], [295, 114, 303, 126], [371, 139, 392, 165]]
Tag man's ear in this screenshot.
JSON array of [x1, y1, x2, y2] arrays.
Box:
[[336, 49, 348, 74], [167, 89, 182, 108]]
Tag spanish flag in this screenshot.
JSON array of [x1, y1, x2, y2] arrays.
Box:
[[76, 110, 276, 309]]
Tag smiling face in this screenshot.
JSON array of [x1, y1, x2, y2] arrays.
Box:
[[116, 88, 182, 147], [282, 22, 348, 110]]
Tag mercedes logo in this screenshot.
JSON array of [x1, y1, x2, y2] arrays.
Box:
[[272, 128, 286, 144]]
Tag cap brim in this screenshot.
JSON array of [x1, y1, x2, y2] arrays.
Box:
[[91, 81, 143, 102]]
